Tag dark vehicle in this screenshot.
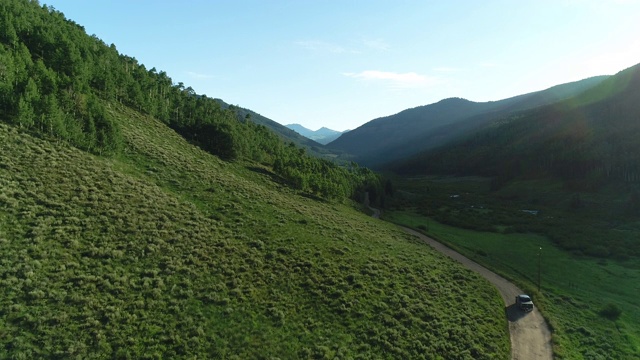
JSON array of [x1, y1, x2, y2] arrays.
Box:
[[516, 294, 534, 312]]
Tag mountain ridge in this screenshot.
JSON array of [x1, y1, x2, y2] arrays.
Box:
[[327, 76, 609, 167], [213, 100, 331, 155], [389, 63, 640, 183]]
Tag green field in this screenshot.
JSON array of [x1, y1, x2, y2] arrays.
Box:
[[384, 207, 640, 359]]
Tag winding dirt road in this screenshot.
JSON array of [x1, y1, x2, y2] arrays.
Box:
[[401, 227, 553, 359]]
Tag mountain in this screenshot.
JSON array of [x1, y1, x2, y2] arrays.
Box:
[[327, 76, 609, 168], [387, 62, 640, 260], [390, 63, 640, 188], [0, 1, 509, 358], [214, 100, 333, 155], [286, 123, 345, 144]]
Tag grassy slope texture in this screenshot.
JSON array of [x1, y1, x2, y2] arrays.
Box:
[[0, 105, 509, 359]]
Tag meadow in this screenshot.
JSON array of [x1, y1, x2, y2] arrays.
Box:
[[384, 176, 640, 359], [0, 107, 510, 359]]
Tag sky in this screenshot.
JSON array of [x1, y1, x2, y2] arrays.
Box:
[[43, 0, 640, 132]]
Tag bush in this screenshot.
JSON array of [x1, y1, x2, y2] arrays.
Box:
[[599, 303, 622, 321]]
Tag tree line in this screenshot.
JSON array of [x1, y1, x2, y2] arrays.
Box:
[[0, 0, 384, 202], [0, 0, 121, 153]]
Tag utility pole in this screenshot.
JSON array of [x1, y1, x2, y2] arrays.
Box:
[[537, 247, 542, 292]]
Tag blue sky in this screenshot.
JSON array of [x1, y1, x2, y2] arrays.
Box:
[[44, 0, 640, 131]]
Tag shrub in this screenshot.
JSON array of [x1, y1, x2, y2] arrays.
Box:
[[599, 303, 622, 321]]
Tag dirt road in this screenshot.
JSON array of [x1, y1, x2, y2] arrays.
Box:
[[401, 227, 553, 360]]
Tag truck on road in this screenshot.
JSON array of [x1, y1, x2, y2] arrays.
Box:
[[516, 294, 534, 312]]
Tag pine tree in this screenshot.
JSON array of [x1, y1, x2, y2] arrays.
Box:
[[16, 97, 35, 128]]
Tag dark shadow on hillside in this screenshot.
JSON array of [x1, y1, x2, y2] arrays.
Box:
[[245, 166, 327, 202], [505, 304, 529, 322], [299, 192, 327, 202], [246, 166, 286, 184]]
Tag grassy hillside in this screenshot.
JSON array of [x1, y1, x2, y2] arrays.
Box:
[[0, 104, 510, 358]]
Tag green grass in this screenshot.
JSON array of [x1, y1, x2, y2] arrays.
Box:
[[0, 106, 510, 359], [391, 175, 640, 259], [384, 209, 640, 359]]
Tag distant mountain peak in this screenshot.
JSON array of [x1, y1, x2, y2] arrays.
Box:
[[285, 124, 345, 145]]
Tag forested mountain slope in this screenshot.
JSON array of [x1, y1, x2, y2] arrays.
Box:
[[214, 99, 332, 154], [0, 0, 377, 201], [327, 76, 607, 167], [0, 1, 510, 358], [389, 62, 640, 259], [392, 63, 640, 186]]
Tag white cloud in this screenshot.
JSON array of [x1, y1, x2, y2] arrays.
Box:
[[343, 70, 439, 89], [186, 71, 215, 79], [296, 40, 357, 54]]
